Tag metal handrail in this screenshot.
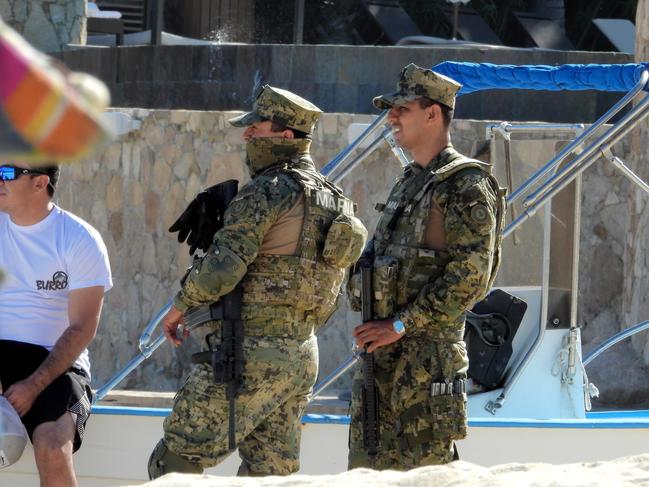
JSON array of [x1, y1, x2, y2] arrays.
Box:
[[504, 87, 649, 238], [96, 300, 172, 401], [312, 349, 362, 399], [506, 70, 649, 205], [95, 334, 166, 401], [330, 128, 391, 184], [487, 123, 585, 137], [95, 306, 208, 401], [583, 320, 649, 367], [137, 299, 173, 353], [320, 112, 388, 178], [524, 92, 649, 212], [607, 153, 649, 196], [325, 68, 648, 205]]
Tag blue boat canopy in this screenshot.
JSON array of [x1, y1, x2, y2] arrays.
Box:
[[431, 62, 649, 95]]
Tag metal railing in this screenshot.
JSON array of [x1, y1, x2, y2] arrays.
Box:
[[583, 320, 649, 367]]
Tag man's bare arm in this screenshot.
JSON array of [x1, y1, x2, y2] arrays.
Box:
[[4, 286, 104, 416]]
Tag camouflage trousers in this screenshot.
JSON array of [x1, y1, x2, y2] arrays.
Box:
[[348, 336, 468, 470], [163, 334, 318, 476]]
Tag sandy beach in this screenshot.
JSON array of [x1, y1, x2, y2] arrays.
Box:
[[127, 454, 649, 487]]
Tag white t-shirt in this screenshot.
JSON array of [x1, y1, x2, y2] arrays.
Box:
[[0, 205, 112, 377]]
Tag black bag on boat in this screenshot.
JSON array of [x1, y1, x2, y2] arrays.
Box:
[[464, 289, 527, 390]]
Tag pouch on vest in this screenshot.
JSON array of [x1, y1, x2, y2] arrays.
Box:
[[396, 248, 451, 307], [430, 393, 467, 441], [347, 271, 362, 312], [323, 214, 368, 268], [347, 256, 398, 319], [426, 340, 468, 442], [396, 392, 467, 449], [372, 256, 398, 319]]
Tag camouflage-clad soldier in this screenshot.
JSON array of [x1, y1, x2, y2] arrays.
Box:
[[348, 64, 506, 470], [148, 86, 367, 477]]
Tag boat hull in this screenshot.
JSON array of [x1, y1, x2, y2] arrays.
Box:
[[3, 408, 649, 486]]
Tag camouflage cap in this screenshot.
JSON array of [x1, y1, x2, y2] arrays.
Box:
[[228, 85, 323, 134], [373, 63, 462, 110]]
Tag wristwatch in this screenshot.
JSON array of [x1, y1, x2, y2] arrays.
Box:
[[392, 318, 406, 336]]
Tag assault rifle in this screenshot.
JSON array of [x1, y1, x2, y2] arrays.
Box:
[[359, 254, 380, 456], [181, 179, 243, 451], [190, 285, 244, 451]]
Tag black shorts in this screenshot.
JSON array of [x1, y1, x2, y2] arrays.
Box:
[[0, 339, 93, 452]]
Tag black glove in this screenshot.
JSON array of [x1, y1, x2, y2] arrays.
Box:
[[169, 180, 238, 255]]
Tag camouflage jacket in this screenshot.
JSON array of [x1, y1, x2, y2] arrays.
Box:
[[174, 148, 363, 338], [374, 145, 505, 341]]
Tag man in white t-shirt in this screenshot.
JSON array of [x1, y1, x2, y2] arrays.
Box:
[[0, 163, 112, 487]]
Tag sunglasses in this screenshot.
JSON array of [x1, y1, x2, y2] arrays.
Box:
[[0, 165, 48, 182]]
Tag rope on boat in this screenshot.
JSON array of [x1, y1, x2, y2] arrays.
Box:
[[552, 334, 599, 411], [581, 360, 600, 412]]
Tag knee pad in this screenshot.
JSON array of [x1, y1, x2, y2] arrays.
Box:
[[147, 439, 202, 479]]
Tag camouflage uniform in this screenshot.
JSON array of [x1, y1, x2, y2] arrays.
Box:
[[157, 86, 367, 476], [348, 65, 506, 470]]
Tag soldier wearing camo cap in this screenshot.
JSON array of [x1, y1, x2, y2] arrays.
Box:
[[347, 63, 506, 469], [148, 85, 367, 477]]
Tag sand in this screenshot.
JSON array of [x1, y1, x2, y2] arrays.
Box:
[[126, 454, 649, 486]]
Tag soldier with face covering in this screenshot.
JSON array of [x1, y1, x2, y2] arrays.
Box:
[[148, 85, 367, 478]]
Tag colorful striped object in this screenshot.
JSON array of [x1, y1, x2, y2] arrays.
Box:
[[0, 18, 111, 162]]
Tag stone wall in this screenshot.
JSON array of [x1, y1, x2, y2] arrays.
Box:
[[0, 0, 86, 52], [54, 110, 648, 408]]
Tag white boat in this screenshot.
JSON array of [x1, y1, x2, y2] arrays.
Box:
[[4, 61, 649, 486]]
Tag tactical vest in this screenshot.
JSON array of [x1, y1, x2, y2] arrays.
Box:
[[374, 147, 507, 340], [239, 156, 358, 340]]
